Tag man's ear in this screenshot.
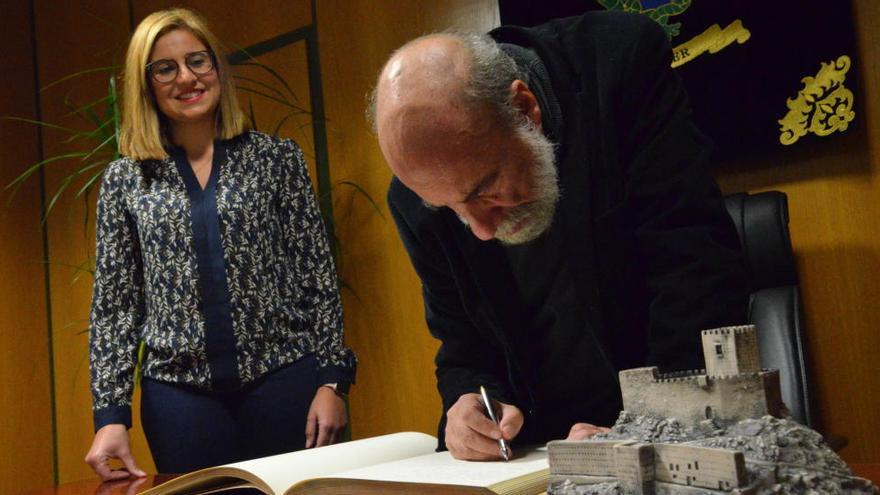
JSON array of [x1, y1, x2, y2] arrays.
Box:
[[510, 79, 542, 130]]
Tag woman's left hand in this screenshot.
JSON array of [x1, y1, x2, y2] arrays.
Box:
[[305, 385, 348, 448]]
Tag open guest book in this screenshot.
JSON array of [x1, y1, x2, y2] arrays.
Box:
[[141, 432, 550, 495]]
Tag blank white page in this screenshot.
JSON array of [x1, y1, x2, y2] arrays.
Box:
[[225, 431, 438, 494], [333, 447, 549, 488]]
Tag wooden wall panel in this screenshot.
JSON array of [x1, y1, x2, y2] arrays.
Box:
[[234, 43, 317, 186], [32, 0, 141, 483], [132, 0, 312, 51], [315, 0, 500, 440], [0, 2, 55, 492], [714, 0, 880, 463]]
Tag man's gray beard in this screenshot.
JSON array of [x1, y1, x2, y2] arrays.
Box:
[[493, 121, 560, 245]]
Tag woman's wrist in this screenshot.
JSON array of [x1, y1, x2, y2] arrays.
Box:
[[320, 382, 349, 398]]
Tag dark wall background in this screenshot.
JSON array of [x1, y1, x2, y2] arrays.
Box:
[[499, 0, 859, 162]]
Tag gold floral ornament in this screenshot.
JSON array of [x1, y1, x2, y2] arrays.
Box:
[[778, 55, 855, 146]]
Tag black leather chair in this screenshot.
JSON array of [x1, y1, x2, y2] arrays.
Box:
[[723, 191, 815, 428]]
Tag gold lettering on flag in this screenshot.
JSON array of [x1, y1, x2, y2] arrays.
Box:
[[671, 19, 751, 68]]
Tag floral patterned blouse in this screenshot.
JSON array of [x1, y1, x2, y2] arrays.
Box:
[[89, 131, 356, 430]]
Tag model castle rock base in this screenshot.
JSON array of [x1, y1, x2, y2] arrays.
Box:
[[547, 326, 878, 495], [549, 412, 877, 495]]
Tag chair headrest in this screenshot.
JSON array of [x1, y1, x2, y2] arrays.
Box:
[[724, 191, 798, 289]]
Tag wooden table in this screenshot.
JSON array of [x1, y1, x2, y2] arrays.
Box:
[[19, 476, 175, 495], [18, 465, 880, 495]]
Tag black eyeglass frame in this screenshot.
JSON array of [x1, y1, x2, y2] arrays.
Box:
[[145, 50, 216, 83]]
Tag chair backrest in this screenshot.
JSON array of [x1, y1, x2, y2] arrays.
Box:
[[723, 191, 814, 427]]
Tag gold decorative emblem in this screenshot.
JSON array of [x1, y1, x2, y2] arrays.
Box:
[[778, 55, 855, 145], [597, 0, 692, 39], [671, 20, 751, 68]]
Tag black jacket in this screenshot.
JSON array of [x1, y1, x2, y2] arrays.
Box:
[[388, 12, 750, 447]]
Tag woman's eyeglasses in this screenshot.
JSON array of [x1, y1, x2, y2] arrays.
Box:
[[146, 50, 215, 83]]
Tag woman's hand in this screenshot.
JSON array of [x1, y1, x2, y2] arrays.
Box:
[[85, 424, 147, 481], [305, 386, 348, 448]]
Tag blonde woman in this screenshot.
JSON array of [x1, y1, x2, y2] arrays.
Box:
[[84, 8, 356, 480]]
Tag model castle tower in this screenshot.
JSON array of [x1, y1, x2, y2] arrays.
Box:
[[618, 325, 785, 425], [702, 326, 761, 377]]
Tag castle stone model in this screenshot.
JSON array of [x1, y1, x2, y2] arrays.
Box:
[[547, 325, 878, 495], [619, 326, 785, 426]]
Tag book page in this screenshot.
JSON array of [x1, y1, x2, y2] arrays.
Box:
[[331, 447, 548, 489], [143, 432, 437, 495], [229, 432, 438, 494]]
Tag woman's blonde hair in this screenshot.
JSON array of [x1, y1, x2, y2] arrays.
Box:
[[119, 8, 249, 160]]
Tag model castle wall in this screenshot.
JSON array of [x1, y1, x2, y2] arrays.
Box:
[[619, 325, 784, 425], [653, 444, 747, 491], [549, 440, 749, 494], [619, 367, 783, 425]]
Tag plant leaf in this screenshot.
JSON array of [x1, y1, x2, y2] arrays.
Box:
[[41, 65, 119, 92], [235, 61, 301, 104], [236, 85, 307, 111], [43, 170, 83, 222], [62, 93, 108, 130], [79, 133, 115, 163], [63, 93, 111, 119], [60, 118, 114, 145], [81, 191, 92, 239], [43, 160, 107, 223], [248, 97, 258, 132], [0, 116, 81, 135], [337, 278, 362, 302], [82, 104, 106, 129], [4, 151, 92, 204], [233, 75, 287, 100], [109, 76, 121, 159], [272, 111, 300, 136], [333, 180, 385, 218], [74, 165, 108, 199]]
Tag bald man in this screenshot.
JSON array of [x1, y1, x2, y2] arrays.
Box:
[[373, 11, 750, 461]]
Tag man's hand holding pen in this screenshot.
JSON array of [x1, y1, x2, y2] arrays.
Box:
[[444, 390, 524, 461]]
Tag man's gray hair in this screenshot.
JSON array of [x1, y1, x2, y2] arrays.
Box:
[[366, 32, 526, 132], [457, 33, 527, 125]]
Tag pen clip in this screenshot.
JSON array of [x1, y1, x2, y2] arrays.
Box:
[[479, 386, 499, 423], [479, 386, 510, 461]]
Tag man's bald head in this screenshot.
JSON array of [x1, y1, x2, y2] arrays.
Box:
[[374, 35, 476, 175], [372, 33, 528, 173], [373, 35, 523, 127], [377, 34, 472, 113]]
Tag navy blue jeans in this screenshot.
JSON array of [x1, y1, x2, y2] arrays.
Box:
[[141, 355, 317, 473]]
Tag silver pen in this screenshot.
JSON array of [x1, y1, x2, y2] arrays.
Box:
[[479, 385, 510, 461]]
